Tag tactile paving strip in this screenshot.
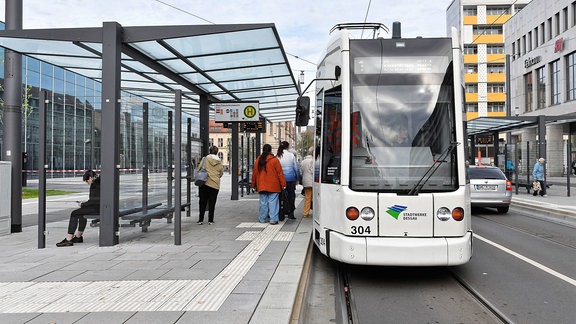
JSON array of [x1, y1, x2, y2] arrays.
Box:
[[0, 222, 285, 313]]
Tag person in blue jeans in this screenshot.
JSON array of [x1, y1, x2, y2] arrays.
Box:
[[276, 141, 300, 220], [251, 144, 287, 225], [532, 157, 546, 196]]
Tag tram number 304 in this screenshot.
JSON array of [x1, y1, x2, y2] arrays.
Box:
[[350, 226, 372, 235]]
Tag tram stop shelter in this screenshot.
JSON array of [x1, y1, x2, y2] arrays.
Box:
[[0, 22, 301, 247], [466, 114, 576, 196]]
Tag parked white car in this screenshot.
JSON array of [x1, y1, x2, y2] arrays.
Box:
[[469, 165, 512, 214]]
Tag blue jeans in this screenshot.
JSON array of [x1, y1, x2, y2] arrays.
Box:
[[259, 192, 279, 223]]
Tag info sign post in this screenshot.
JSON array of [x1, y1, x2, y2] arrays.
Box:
[[213, 101, 259, 123]]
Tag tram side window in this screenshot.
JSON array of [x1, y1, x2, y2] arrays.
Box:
[[321, 86, 342, 184]]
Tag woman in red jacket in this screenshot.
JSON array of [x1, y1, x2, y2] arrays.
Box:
[[251, 144, 286, 224]]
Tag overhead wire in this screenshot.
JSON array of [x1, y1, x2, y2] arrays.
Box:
[[360, 0, 372, 39]]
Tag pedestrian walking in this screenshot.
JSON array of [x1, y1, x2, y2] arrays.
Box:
[[300, 146, 315, 217], [532, 157, 547, 197], [277, 141, 300, 220], [197, 146, 224, 225], [251, 144, 286, 225], [56, 170, 100, 247]]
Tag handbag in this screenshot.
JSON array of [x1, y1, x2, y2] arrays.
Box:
[[532, 180, 541, 192], [194, 157, 208, 187], [280, 188, 294, 214]]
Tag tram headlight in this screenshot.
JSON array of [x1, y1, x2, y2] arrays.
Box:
[[436, 207, 451, 221], [360, 207, 375, 221], [346, 207, 360, 220]]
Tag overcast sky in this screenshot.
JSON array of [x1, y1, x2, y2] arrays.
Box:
[[0, 0, 454, 89]]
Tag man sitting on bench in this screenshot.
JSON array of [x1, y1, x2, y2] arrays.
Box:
[[56, 170, 100, 247]]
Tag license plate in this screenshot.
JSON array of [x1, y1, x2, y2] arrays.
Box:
[[476, 185, 496, 190]]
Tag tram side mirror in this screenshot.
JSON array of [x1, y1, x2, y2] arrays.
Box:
[[295, 96, 310, 126]]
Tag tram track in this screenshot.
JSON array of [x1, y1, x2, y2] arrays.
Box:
[[334, 263, 506, 324], [448, 268, 512, 324]]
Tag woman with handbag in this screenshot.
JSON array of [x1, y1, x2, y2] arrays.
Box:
[[251, 144, 287, 225], [276, 141, 300, 220], [196, 146, 224, 225]]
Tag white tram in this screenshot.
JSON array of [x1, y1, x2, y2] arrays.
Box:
[[303, 23, 472, 266]]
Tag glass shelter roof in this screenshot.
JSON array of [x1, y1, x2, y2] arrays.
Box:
[[0, 23, 301, 122]]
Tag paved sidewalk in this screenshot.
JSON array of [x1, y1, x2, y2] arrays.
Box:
[[510, 176, 576, 225], [0, 175, 311, 324]]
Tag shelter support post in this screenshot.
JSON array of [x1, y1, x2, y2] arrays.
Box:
[[38, 91, 47, 248], [538, 115, 547, 161], [174, 90, 182, 245], [186, 118, 192, 217], [231, 124, 239, 200], [99, 22, 122, 246], [142, 103, 149, 211], [168, 111, 173, 208], [200, 95, 209, 157], [4, 0, 23, 233]]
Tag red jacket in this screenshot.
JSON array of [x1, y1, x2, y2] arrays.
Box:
[[251, 154, 286, 193]]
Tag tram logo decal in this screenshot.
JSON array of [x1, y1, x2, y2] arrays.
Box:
[[386, 205, 407, 219]]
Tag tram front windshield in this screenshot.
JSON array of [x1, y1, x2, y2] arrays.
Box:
[[349, 39, 459, 193]]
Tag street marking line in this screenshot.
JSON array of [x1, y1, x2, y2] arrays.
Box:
[[475, 234, 576, 287]]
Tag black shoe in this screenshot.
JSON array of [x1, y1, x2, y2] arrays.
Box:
[[70, 236, 83, 243], [197, 221, 203, 225], [208, 222, 214, 225], [270, 222, 278, 225], [56, 239, 73, 247], [287, 216, 296, 220]]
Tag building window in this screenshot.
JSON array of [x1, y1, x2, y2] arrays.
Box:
[[486, 6, 508, 15], [540, 23, 545, 45], [550, 60, 561, 105], [536, 67, 546, 109], [487, 83, 505, 93], [218, 138, 223, 147], [563, 7, 569, 32], [464, 44, 478, 54], [527, 31, 532, 52], [572, 2, 576, 27], [567, 52, 576, 101], [465, 64, 478, 73], [463, 6, 477, 16], [487, 103, 505, 112], [473, 26, 502, 35], [209, 138, 214, 147], [466, 103, 478, 112], [555, 13, 560, 36], [486, 45, 504, 54], [548, 17, 553, 40], [534, 28, 538, 49], [525, 73, 533, 112], [488, 64, 505, 73], [466, 84, 478, 93]]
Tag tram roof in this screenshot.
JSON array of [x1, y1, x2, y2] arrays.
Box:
[[0, 23, 300, 122]]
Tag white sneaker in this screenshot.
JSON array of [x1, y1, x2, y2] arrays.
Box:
[[197, 221, 203, 225]]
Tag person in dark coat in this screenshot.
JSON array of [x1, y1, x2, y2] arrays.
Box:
[[56, 170, 100, 247]]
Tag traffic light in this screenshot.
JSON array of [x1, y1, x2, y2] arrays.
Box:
[[295, 96, 310, 126], [22, 152, 28, 167]]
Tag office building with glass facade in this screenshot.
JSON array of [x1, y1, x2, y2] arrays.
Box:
[[0, 23, 200, 178]]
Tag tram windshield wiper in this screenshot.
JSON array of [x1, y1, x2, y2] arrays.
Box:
[[407, 142, 460, 196]]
